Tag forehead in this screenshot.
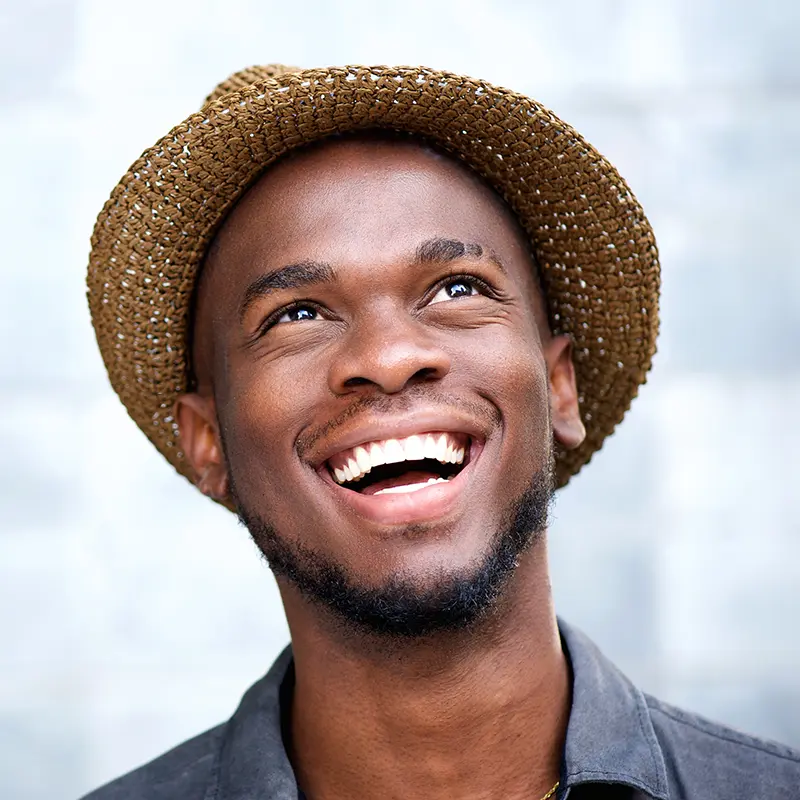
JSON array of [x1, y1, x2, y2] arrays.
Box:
[[190, 136, 544, 385], [203, 135, 535, 288]]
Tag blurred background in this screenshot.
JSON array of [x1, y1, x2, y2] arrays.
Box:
[[1, 0, 799, 797]]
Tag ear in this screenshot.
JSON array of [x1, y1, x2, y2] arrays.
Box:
[[174, 393, 230, 501], [543, 335, 586, 451]]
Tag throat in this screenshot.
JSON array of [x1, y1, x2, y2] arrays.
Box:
[[289, 613, 570, 800]]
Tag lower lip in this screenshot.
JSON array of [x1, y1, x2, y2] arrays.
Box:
[[321, 448, 481, 526]]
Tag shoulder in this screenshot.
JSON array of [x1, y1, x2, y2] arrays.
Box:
[[78, 723, 225, 800], [645, 693, 800, 798]]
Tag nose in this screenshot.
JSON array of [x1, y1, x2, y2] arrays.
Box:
[[327, 309, 452, 395]]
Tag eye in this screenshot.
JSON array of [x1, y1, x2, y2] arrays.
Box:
[[249, 302, 329, 345], [428, 278, 481, 305], [275, 304, 320, 325]]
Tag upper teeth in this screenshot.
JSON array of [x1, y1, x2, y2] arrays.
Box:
[[330, 432, 466, 484]]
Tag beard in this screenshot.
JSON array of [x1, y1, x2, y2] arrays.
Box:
[[229, 449, 554, 639]]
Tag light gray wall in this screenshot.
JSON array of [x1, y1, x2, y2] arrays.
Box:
[[1, 1, 798, 797]]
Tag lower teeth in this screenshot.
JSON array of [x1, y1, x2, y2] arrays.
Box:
[[374, 477, 449, 496]]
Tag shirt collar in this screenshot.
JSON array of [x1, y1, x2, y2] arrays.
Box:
[[207, 646, 297, 800], [208, 621, 670, 800], [559, 619, 669, 799]]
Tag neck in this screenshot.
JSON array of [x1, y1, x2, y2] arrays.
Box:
[[282, 539, 570, 800]]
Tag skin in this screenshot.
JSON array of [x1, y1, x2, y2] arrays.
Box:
[[176, 136, 586, 800]]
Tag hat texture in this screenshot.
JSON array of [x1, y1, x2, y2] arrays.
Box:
[[87, 64, 660, 493]]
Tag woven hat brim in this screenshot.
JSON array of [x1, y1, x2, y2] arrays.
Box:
[[87, 65, 659, 494]]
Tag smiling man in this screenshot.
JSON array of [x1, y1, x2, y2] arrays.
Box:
[[83, 65, 800, 799]]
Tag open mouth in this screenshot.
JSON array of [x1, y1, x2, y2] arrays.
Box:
[[325, 432, 471, 496]]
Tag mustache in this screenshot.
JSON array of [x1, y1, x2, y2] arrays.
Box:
[[296, 387, 501, 459]]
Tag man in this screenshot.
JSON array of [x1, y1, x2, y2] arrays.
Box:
[[83, 64, 800, 799]]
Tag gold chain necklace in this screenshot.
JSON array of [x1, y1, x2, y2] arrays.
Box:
[[539, 780, 560, 800]]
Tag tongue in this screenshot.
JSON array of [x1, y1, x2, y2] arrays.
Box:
[[361, 470, 445, 496]]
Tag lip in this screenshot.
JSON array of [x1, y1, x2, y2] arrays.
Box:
[[307, 408, 490, 470], [318, 438, 484, 526]]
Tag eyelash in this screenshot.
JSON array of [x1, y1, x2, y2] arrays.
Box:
[[254, 301, 325, 338], [254, 272, 499, 339], [426, 273, 497, 303]]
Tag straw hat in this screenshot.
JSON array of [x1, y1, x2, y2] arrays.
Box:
[[87, 64, 660, 495]]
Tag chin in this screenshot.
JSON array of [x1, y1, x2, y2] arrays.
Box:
[[234, 462, 553, 638]]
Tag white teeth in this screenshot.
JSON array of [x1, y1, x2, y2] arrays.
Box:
[[384, 439, 405, 464], [330, 432, 468, 484], [403, 435, 425, 461], [354, 446, 371, 475], [423, 434, 438, 459], [374, 476, 449, 495], [369, 441, 386, 467], [375, 483, 429, 495]]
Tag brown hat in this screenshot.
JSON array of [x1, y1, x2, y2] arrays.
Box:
[[87, 64, 660, 495]]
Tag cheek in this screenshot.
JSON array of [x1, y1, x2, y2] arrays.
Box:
[[218, 357, 321, 487], [458, 326, 551, 467], [504, 347, 550, 425], [501, 353, 551, 468], [461, 323, 549, 417]]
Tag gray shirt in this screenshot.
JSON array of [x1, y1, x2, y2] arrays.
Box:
[[80, 620, 800, 799]]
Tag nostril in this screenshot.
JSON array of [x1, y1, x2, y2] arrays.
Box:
[[412, 367, 439, 382], [343, 376, 372, 388], [340, 367, 442, 391]]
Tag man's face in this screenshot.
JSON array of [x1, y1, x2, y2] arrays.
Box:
[[181, 136, 583, 635]]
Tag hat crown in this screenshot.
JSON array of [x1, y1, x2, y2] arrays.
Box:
[[202, 64, 299, 109]]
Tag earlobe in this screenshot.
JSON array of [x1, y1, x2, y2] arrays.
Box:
[[174, 393, 230, 501], [545, 335, 586, 451]]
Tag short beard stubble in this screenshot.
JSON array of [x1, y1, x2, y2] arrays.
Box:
[[229, 447, 555, 639]]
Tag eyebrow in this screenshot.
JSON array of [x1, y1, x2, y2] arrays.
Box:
[[239, 260, 335, 322], [238, 237, 504, 322], [414, 237, 507, 274]]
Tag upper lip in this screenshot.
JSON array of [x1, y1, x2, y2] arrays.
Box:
[[307, 408, 490, 471]]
